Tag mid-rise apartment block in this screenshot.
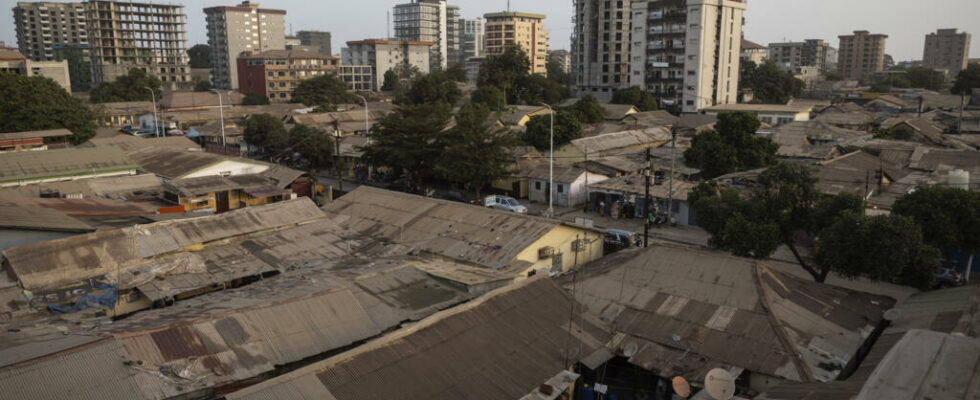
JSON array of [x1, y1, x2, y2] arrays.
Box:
[[837, 30, 888, 80], [549, 49, 571, 73], [572, 0, 632, 99], [237, 49, 339, 103], [768, 39, 831, 75], [205, 1, 286, 90], [393, 0, 459, 70], [923, 28, 971, 79], [297, 30, 333, 55], [342, 39, 433, 91], [0, 46, 71, 91], [12, 2, 88, 61], [484, 11, 549, 76], [459, 18, 483, 61], [628, 0, 746, 113]]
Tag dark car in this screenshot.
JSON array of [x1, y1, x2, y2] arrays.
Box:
[[604, 229, 640, 255], [934, 268, 966, 289]]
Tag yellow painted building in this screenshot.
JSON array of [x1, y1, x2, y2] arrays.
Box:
[[162, 174, 293, 213], [484, 11, 549, 76]]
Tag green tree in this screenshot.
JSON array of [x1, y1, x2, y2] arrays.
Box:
[[546, 59, 575, 87], [90, 68, 162, 103], [892, 186, 980, 254], [611, 86, 658, 111], [683, 111, 777, 178], [360, 102, 453, 185], [742, 61, 805, 103], [478, 46, 531, 100], [436, 103, 521, 196], [193, 77, 212, 92], [0, 72, 96, 144], [291, 73, 350, 108], [521, 110, 582, 151], [815, 213, 940, 290], [870, 81, 892, 93], [398, 71, 461, 105], [445, 62, 468, 82], [951, 63, 980, 95], [569, 94, 605, 124], [471, 85, 507, 111], [381, 69, 400, 91], [906, 67, 944, 90], [688, 181, 781, 258], [824, 71, 844, 81], [187, 44, 211, 69], [243, 113, 288, 153], [287, 124, 333, 169], [242, 92, 270, 105], [515, 74, 567, 106]]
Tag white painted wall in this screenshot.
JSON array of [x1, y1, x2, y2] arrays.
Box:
[[181, 159, 270, 179]]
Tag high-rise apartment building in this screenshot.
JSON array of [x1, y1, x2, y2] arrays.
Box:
[[769, 39, 830, 75], [628, 0, 746, 113], [342, 39, 433, 91], [393, 0, 460, 70], [837, 30, 888, 80], [297, 30, 333, 55], [12, 2, 89, 61], [572, 0, 632, 99], [484, 12, 549, 76], [459, 18, 483, 61], [205, 2, 286, 90], [549, 49, 571, 73], [923, 29, 971, 79]]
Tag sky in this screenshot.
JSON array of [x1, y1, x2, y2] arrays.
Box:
[[1, 0, 978, 62]]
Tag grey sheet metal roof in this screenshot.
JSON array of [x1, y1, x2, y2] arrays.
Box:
[[226, 278, 612, 400], [589, 174, 695, 200], [128, 148, 268, 179], [0, 146, 137, 185], [87, 135, 200, 153], [814, 150, 910, 196], [162, 174, 283, 197], [0, 204, 94, 232], [573, 244, 894, 384], [0, 128, 72, 141], [322, 186, 563, 271], [857, 329, 980, 399], [568, 127, 672, 154], [2, 198, 326, 291]]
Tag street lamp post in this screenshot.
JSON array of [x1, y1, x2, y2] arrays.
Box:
[[143, 87, 159, 137], [210, 89, 226, 147], [333, 129, 344, 192], [540, 103, 554, 217]]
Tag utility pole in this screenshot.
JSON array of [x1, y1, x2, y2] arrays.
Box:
[[667, 130, 676, 226], [334, 126, 344, 192], [644, 147, 651, 248], [959, 92, 966, 134]]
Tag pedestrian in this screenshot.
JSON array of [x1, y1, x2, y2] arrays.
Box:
[[598, 199, 605, 217], [611, 201, 620, 219]]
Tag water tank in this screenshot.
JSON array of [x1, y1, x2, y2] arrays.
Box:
[[949, 169, 970, 190]]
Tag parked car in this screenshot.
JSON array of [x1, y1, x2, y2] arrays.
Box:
[[604, 229, 640, 254], [484, 195, 527, 214], [934, 268, 966, 289]]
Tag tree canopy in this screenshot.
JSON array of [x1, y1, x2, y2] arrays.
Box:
[[291, 73, 350, 109], [187, 44, 210, 69], [242, 92, 270, 105], [569, 94, 605, 124], [892, 186, 980, 253], [397, 71, 461, 106], [381, 70, 400, 92], [0, 72, 96, 144], [243, 113, 288, 153], [741, 60, 805, 103], [683, 111, 777, 178], [522, 110, 582, 151], [470, 85, 507, 112], [906, 67, 945, 91], [287, 124, 333, 169], [477, 45, 531, 100], [445, 63, 468, 83], [611, 87, 658, 111], [89, 68, 162, 103], [514, 74, 567, 106], [546, 59, 575, 87], [193, 77, 212, 92], [436, 103, 521, 195], [360, 102, 454, 184], [951, 63, 980, 95]]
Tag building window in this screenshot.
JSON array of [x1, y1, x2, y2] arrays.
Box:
[[557, 184, 564, 193], [535, 181, 541, 190]]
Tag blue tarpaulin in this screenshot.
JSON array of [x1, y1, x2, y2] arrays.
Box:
[[46, 284, 118, 314]]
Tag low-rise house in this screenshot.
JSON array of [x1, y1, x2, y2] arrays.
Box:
[[889, 117, 972, 149], [186, 119, 246, 147], [820, 102, 865, 114], [769, 120, 870, 161], [601, 103, 640, 121], [588, 174, 696, 225], [553, 127, 672, 165], [128, 147, 270, 180], [497, 105, 553, 127], [812, 111, 874, 131], [322, 186, 606, 279], [813, 150, 909, 197], [90, 101, 155, 127], [528, 164, 608, 207], [863, 94, 910, 112], [289, 109, 390, 135], [225, 278, 611, 400], [674, 114, 718, 136], [0, 129, 72, 152], [701, 104, 812, 126], [490, 146, 546, 198], [0, 146, 137, 187], [162, 174, 295, 214], [573, 244, 894, 395]]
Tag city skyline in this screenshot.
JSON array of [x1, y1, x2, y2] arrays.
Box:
[[1, 0, 977, 62]]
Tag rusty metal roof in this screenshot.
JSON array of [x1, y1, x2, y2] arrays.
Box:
[[322, 186, 563, 271], [162, 174, 283, 197], [589, 174, 695, 201], [573, 244, 894, 384], [226, 278, 612, 400], [128, 148, 269, 179]]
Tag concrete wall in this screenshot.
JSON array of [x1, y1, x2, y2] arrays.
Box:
[[514, 224, 604, 279]]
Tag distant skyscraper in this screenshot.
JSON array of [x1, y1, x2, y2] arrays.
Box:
[[923, 29, 971, 79], [205, 1, 286, 89], [297, 30, 333, 55], [459, 18, 483, 61], [838, 30, 888, 80], [12, 2, 89, 61], [343, 39, 433, 90], [769, 39, 831, 75], [548, 49, 571, 73], [572, 0, 631, 99], [628, 0, 746, 113], [392, 0, 460, 70], [484, 11, 548, 76]]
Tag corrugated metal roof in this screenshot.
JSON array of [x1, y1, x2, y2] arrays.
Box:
[[163, 174, 283, 197], [88, 135, 200, 153], [589, 174, 695, 200], [0, 129, 72, 141], [0, 339, 145, 400], [856, 330, 980, 399], [128, 148, 268, 179], [573, 244, 893, 383], [568, 127, 671, 154], [323, 186, 562, 271], [0, 204, 94, 232], [0, 146, 137, 184], [226, 278, 611, 400]]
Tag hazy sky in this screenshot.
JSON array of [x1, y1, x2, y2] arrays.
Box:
[[1, 0, 978, 62]]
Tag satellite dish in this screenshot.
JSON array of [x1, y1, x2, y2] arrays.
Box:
[[623, 342, 639, 357], [672, 376, 691, 398], [883, 308, 901, 321], [704, 368, 736, 400]]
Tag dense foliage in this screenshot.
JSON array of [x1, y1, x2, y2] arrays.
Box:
[[242, 92, 270, 105], [287, 124, 333, 169], [0, 72, 96, 144], [951, 63, 980, 95], [893, 186, 980, 253], [470, 85, 507, 112], [611, 87, 658, 111], [522, 110, 582, 151], [741, 61, 805, 103], [397, 71, 461, 105], [90, 68, 162, 103], [187, 44, 211, 69], [436, 103, 521, 195], [291, 73, 350, 109], [569, 94, 605, 124], [243, 113, 288, 152], [683, 111, 778, 178]]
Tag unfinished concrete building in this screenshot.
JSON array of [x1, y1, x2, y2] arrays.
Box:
[[86, 0, 190, 90]]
